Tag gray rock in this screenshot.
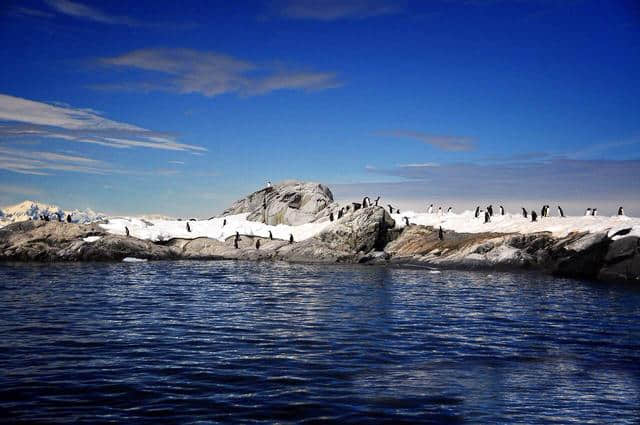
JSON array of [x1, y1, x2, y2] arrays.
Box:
[[220, 180, 334, 225], [604, 236, 640, 263]]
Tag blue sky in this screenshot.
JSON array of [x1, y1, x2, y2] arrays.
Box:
[[0, 0, 638, 216]]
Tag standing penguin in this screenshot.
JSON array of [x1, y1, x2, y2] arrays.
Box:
[[57, 214, 62, 222], [618, 206, 625, 216], [487, 205, 494, 216], [438, 207, 443, 215], [403, 216, 410, 226], [475, 206, 480, 218], [329, 212, 334, 222], [447, 207, 453, 214], [234, 239, 239, 249], [531, 211, 537, 222], [522, 208, 528, 218], [289, 234, 294, 244], [585, 208, 592, 216], [235, 231, 240, 240], [66, 214, 72, 223], [223, 219, 227, 227], [557, 206, 565, 217], [388, 204, 394, 214], [338, 208, 343, 219], [374, 196, 381, 206], [428, 204, 434, 214], [438, 226, 444, 241], [362, 197, 371, 208], [499, 206, 505, 216], [541, 206, 547, 218], [269, 230, 273, 240], [592, 208, 598, 216], [44, 215, 50, 222], [125, 226, 130, 237], [484, 211, 490, 224], [186, 222, 191, 232], [255, 239, 260, 250]]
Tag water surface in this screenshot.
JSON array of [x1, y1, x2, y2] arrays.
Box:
[[1, 261, 639, 424]]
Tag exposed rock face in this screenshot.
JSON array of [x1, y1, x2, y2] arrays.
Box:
[[220, 180, 334, 225]]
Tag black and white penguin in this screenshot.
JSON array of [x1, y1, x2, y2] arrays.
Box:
[[438, 206, 443, 215], [44, 215, 50, 222], [397, 209, 400, 214], [541, 206, 546, 218], [447, 207, 453, 214], [438, 226, 444, 241], [125, 226, 130, 237], [487, 205, 493, 217], [618, 206, 625, 216], [269, 230, 273, 240], [428, 204, 434, 214], [499, 205, 505, 216], [186, 222, 191, 232], [338, 208, 343, 219], [484, 211, 490, 224], [374, 196, 381, 206], [255, 239, 260, 250], [592, 208, 598, 216], [585, 208, 592, 216], [557, 206, 565, 217], [223, 219, 227, 227], [475, 206, 480, 219], [66, 214, 72, 223], [234, 238, 239, 249], [353, 202, 361, 211], [388, 204, 394, 214], [362, 197, 371, 208], [403, 216, 409, 226], [531, 211, 537, 222], [289, 234, 294, 244], [329, 212, 334, 222], [522, 208, 528, 218]]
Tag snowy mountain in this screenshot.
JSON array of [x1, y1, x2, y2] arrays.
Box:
[[0, 200, 107, 227]]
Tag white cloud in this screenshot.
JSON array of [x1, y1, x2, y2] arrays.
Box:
[[43, 0, 140, 26], [97, 48, 341, 97], [0, 93, 205, 153], [376, 130, 476, 152], [272, 0, 404, 20]]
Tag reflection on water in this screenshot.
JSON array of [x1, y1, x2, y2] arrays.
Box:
[[1, 261, 639, 424]]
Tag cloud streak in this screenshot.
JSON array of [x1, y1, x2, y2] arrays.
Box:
[[271, 0, 404, 20], [43, 0, 140, 26], [97, 48, 342, 97], [375, 130, 476, 152], [0, 93, 205, 152], [0, 146, 112, 175]]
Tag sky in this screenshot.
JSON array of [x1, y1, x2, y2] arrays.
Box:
[[0, 0, 638, 217]]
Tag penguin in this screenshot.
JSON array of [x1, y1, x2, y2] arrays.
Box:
[[499, 205, 505, 216], [403, 216, 409, 226], [487, 205, 494, 217], [428, 204, 434, 214], [353, 202, 361, 211], [585, 208, 591, 216], [484, 211, 490, 224], [531, 211, 537, 222], [56, 214, 62, 222], [125, 226, 130, 237], [541, 206, 546, 218], [186, 222, 191, 232], [255, 239, 260, 250], [329, 212, 334, 222], [266, 181, 272, 188], [388, 204, 394, 214], [223, 219, 227, 227], [289, 234, 294, 244], [522, 208, 528, 218], [397, 209, 400, 214], [447, 207, 453, 214], [269, 230, 273, 240], [234, 238, 239, 249], [338, 208, 343, 219], [44, 215, 50, 222], [362, 197, 371, 208], [475, 206, 480, 218], [592, 208, 598, 216], [66, 214, 72, 223], [618, 206, 624, 216], [546, 205, 551, 217], [345, 205, 350, 212], [438, 226, 444, 241], [438, 207, 443, 215], [374, 196, 381, 206], [557, 206, 565, 218]]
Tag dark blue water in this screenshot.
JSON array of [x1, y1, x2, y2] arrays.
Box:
[[1, 261, 639, 424]]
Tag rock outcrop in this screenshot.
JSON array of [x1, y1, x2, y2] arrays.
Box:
[[220, 180, 334, 225]]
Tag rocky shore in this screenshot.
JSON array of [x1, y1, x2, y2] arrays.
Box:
[[1, 180, 638, 284]]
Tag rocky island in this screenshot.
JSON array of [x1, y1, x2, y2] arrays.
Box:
[[1, 180, 638, 283]]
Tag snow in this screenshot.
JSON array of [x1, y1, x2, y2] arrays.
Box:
[[122, 257, 147, 262], [0, 200, 107, 228], [83, 236, 101, 243], [391, 210, 640, 238], [99, 213, 333, 243]]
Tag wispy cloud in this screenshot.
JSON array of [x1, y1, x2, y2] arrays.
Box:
[[96, 48, 342, 97], [43, 0, 140, 26], [375, 130, 476, 152], [0, 184, 43, 197], [270, 0, 404, 20], [0, 146, 112, 175], [0, 93, 205, 153]]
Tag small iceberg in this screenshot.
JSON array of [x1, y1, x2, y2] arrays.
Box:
[[122, 257, 147, 262], [83, 236, 101, 243]]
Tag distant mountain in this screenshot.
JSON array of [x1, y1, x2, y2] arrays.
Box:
[[0, 200, 107, 227]]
